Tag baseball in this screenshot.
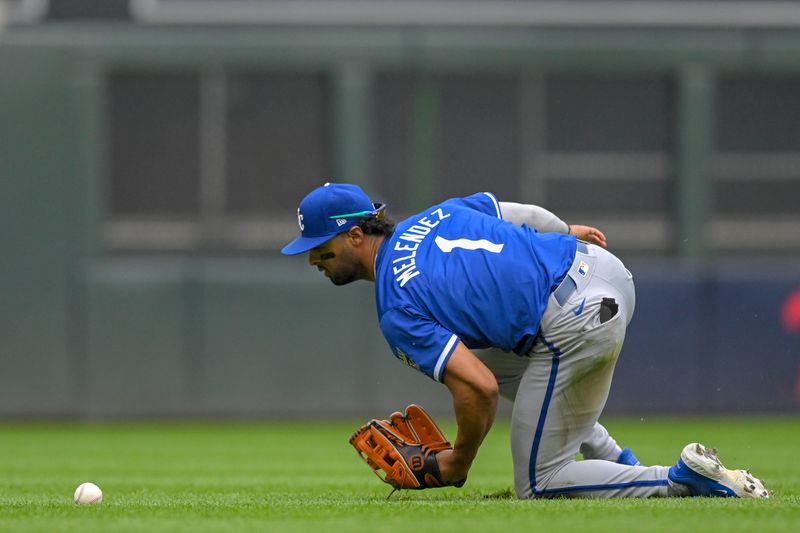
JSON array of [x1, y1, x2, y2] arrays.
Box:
[[73, 482, 103, 505]]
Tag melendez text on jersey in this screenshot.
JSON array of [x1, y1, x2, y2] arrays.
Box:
[[374, 192, 577, 383], [388, 206, 451, 287]]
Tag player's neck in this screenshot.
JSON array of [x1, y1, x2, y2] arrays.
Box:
[[364, 235, 386, 283]]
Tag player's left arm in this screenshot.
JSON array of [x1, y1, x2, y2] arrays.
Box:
[[437, 341, 499, 483], [499, 201, 607, 248]]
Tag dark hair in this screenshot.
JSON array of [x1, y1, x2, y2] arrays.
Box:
[[358, 213, 395, 236]]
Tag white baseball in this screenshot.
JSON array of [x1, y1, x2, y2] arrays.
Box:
[[73, 482, 103, 505]]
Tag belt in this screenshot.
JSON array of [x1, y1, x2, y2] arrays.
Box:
[[552, 241, 588, 306]]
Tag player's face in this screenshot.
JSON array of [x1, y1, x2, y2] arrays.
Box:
[[308, 234, 364, 286]]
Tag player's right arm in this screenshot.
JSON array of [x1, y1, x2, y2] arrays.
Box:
[[437, 341, 499, 484], [499, 201, 607, 247], [378, 307, 498, 483]]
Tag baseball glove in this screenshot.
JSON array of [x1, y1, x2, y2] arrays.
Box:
[[349, 404, 465, 490]]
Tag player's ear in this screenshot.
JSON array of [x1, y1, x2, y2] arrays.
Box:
[[346, 225, 366, 246]]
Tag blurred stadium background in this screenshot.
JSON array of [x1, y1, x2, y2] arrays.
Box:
[[1, 0, 799, 420]]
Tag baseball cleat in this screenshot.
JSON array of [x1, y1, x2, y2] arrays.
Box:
[[668, 443, 771, 498], [617, 447, 642, 466]]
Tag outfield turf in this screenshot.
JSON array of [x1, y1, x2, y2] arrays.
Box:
[[1, 417, 798, 532]]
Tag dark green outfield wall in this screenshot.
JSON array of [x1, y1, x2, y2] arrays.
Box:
[[1, 45, 74, 414]]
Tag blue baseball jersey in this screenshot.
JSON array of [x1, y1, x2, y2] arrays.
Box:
[[374, 192, 578, 382]]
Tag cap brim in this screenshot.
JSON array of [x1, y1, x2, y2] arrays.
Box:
[[281, 233, 337, 256]]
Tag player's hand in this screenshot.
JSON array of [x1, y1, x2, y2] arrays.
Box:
[[434, 448, 471, 485], [569, 224, 607, 248]]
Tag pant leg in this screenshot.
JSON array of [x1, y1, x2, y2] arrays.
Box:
[[476, 350, 627, 464], [511, 338, 670, 498], [511, 244, 670, 499], [580, 422, 623, 462]]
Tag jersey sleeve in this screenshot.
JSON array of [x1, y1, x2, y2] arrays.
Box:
[[379, 306, 460, 383], [440, 192, 502, 219]]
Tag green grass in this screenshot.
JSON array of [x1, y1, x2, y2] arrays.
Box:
[[1, 417, 798, 532]]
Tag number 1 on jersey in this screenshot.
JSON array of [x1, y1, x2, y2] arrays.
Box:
[[434, 236, 504, 253]]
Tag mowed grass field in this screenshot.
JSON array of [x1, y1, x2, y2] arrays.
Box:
[[1, 417, 798, 532]]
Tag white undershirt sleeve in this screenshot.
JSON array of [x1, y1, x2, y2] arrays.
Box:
[[498, 201, 570, 234]]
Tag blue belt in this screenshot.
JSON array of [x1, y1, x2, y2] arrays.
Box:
[[552, 241, 588, 306]]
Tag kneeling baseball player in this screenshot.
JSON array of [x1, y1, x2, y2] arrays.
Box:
[[282, 183, 770, 499]]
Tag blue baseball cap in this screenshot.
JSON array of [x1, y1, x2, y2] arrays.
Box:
[[281, 182, 385, 256]]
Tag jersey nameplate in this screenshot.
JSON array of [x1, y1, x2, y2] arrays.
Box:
[[391, 208, 451, 287]]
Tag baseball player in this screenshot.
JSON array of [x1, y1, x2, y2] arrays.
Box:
[[282, 182, 770, 499]]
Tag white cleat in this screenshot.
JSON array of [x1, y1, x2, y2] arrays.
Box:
[[669, 443, 771, 499]]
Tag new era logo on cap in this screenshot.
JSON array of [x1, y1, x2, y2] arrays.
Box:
[[281, 182, 385, 256]]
